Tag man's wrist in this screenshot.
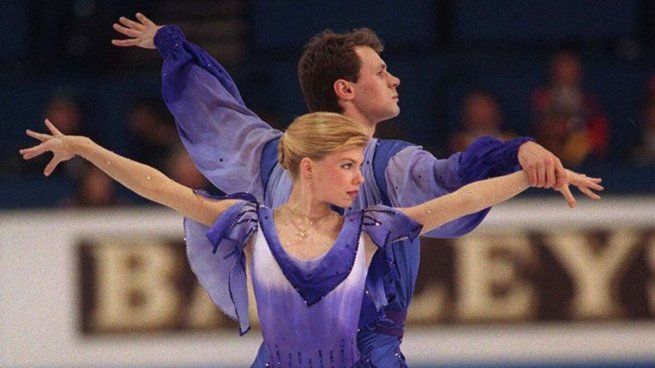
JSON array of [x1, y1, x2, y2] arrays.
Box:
[[503, 137, 534, 171], [153, 25, 184, 58], [517, 139, 535, 156]]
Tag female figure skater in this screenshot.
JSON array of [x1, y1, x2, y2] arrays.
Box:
[[20, 113, 602, 367]]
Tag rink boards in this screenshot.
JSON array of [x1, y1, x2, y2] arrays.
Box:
[[1, 196, 654, 367]]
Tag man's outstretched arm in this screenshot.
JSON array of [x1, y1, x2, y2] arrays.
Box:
[[113, 13, 281, 200], [385, 137, 593, 238]]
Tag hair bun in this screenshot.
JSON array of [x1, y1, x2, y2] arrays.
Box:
[[277, 133, 288, 170]]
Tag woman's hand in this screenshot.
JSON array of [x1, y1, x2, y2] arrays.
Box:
[[556, 169, 604, 208], [20, 119, 76, 176], [111, 13, 162, 49]]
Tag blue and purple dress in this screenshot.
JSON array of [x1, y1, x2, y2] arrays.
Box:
[[184, 195, 422, 368], [155, 26, 531, 367]]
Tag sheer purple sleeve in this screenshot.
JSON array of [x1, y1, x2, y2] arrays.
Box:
[[183, 193, 259, 335], [154, 25, 282, 200], [385, 136, 532, 238]]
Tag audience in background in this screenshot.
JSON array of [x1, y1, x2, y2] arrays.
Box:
[[6, 47, 655, 209], [126, 99, 178, 169], [448, 90, 516, 153], [531, 50, 610, 168], [164, 145, 210, 192], [64, 163, 121, 207], [631, 77, 655, 166], [44, 94, 84, 136]]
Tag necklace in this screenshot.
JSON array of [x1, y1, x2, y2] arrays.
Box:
[[274, 207, 343, 258], [278, 205, 333, 240]]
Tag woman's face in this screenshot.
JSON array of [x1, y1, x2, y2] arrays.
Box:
[[309, 147, 366, 208]]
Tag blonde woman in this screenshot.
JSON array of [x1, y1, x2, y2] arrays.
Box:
[[21, 112, 602, 367]]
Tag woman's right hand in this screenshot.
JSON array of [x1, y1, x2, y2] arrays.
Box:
[[20, 119, 76, 176]]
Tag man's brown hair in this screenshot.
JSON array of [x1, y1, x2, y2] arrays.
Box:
[[298, 28, 383, 113]]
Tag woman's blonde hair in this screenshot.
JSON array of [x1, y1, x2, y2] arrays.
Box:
[[278, 112, 369, 178]]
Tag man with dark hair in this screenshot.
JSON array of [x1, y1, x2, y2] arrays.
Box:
[[297, 28, 401, 139], [113, 14, 588, 367], [298, 29, 384, 114]]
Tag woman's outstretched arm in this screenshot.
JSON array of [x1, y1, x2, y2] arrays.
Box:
[[400, 170, 603, 235], [20, 119, 237, 226]]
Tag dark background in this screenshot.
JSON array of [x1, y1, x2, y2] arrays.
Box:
[[2, 0, 655, 208]]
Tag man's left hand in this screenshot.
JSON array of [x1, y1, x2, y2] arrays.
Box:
[[518, 141, 566, 189]]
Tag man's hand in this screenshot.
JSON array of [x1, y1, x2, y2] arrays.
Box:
[[518, 141, 566, 188], [111, 13, 162, 49]]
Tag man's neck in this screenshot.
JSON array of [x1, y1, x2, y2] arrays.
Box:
[[343, 110, 376, 139]]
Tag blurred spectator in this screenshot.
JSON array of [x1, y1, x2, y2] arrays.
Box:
[[64, 162, 121, 208], [631, 79, 655, 166], [45, 94, 83, 135], [531, 50, 610, 168], [448, 90, 516, 153], [127, 99, 178, 169], [164, 145, 210, 191]]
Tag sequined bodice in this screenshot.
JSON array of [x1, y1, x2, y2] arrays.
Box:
[[185, 197, 421, 368], [250, 222, 367, 368]]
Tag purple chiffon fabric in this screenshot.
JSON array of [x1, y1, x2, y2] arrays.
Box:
[[184, 193, 258, 335], [155, 25, 281, 200], [184, 198, 421, 367]]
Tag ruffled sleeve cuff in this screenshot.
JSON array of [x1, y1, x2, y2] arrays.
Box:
[[458, 136, 534, 184], [361, 205, 422, 249], [154, 25, 186, 59], [358, 206, 421, 331], [493, 136, 534, 176], [184, 192, 259, 335]]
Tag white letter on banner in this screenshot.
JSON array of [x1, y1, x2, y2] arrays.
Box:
[[90, 240, 181, 330], [456, 235, 536, 321], [546, 231, 640, 319]]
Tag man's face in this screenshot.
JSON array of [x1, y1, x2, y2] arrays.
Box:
[[349, 46, 401, 124]]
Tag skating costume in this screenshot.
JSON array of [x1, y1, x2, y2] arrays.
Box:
[[184, 193, 422, 367]]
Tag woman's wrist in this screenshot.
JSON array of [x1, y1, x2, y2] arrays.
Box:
[[64, 135, 90, 156]]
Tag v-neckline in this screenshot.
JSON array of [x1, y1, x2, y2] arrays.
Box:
[[273, 208, 347, 262], [257, 205, 363, 305]]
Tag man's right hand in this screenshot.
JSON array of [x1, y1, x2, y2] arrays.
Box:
[[111, 13, 162, 49]]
